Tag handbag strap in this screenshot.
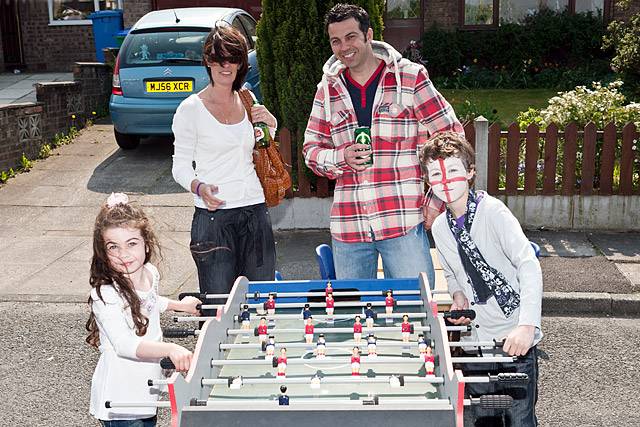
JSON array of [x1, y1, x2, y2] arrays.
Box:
[[238, 88, 254, 123]]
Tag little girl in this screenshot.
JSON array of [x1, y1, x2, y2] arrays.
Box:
[[86, 193, 201, 426]]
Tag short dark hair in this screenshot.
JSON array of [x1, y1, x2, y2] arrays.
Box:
[[202, 24, 249, 91], [325, 3, 370, 34]]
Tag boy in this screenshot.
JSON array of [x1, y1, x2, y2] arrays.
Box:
[[420, 131, 542, 427]]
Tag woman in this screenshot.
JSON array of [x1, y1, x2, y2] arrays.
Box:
[[172, 25, 277, 308]]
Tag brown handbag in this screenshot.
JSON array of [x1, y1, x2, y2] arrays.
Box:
[[238, 89, 292, 207]]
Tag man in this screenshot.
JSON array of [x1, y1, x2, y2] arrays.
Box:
[[303, 3, 463, 285]]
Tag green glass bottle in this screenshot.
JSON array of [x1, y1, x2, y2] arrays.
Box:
[[252, 99, 271, 148]]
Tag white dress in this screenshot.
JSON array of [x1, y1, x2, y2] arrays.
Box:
[[89, 263, 169, 421]]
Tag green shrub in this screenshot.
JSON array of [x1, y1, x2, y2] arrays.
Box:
[[603, 11, 640, 98], [19, 154, 32, 172], [420, 9, 611, 89]]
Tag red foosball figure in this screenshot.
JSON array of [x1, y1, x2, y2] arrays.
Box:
[[423, 346, 435, 376], [257, 317, 268, 343], [325, 281, 333, 296], [277, 348, 287, 377], [385, 290, 395, 315], [401, 314, 411, 342], [264, 293, 276, 316], [304, 316, 315, 344], [353, 315, 363, 344], [326, 293, 335, 316], [351, 347, 361, 376]]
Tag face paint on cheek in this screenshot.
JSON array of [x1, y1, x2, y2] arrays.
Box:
[[428, 158, 469, 203]]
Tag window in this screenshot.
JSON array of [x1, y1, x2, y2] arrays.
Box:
[[386, 0, 421, 19], [500, 0, 569, 23], [237, 14, 257, 49], [120, 30, 208, 68], [464, 0, 496, 25], [574, 0, 604, 14], [47, 0, 122, 25]]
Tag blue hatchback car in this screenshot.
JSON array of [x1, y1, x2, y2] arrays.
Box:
[[110, 7, 261, 149]]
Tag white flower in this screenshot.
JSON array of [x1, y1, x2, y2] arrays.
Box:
[[106, 192, 129, 208]]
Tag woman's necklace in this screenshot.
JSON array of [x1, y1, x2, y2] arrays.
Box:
[[212, 92, 237, 124]]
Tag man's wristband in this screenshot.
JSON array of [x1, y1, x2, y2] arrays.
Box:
[[195, 182, 204, 197]]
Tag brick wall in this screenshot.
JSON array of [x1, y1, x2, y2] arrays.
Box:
[[0, 104, 45, 171], [124, 0, 153, 27], [17, 1, 96, 72], [0, 63, 111, 172], [424, 0, 459, 30]]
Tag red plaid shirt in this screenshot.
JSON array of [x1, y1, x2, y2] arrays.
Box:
[[303, 42, 463, 243]]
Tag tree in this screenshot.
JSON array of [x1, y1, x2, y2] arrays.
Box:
[[603, 3, 640, 98], [256, 0, 385, 178]]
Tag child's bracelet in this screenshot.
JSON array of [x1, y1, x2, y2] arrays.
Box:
[[195, 182, 204, 197]]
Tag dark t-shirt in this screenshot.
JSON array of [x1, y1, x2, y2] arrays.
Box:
[[342, 60, 385, 128]]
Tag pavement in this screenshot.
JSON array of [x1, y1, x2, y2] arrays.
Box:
[[0, 71, 74, 106], [0, 120, 639, 316]]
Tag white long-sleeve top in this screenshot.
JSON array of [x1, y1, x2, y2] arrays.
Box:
[[89, 263, 169, 421], [171, 93, 265, 209], [431, 193, 543, 346]]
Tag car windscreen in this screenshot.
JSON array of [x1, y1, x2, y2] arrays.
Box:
[[120, 28, 210, 68]]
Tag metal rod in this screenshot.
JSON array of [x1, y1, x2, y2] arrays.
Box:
[[105, 401, 171, 408], [200, 375, 445, 386], [210, 356, 427, 366], [191, 398, 452, 409], [173, 316, 213, 323], [226, 325, 431, 335], [218, 339, 497, 350], [451, 356, 517, 363], [220, 300, 424, 310], [234, 312, 430, 322], [246, 289, 423, 298]]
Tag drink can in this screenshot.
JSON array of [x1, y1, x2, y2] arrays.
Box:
[[354, 127, 373, 166]]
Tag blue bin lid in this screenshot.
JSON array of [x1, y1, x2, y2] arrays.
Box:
[[89, 9, 123, 19], [116, 28, 131, 37]]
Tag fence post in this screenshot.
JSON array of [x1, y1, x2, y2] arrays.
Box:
[[474, 116, 489, 191]]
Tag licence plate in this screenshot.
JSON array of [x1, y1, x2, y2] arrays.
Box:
[[146, 80, 193, 93]]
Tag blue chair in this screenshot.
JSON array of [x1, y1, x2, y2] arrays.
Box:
[[530, 241, 541, 258], [315, 244, 336, 280]]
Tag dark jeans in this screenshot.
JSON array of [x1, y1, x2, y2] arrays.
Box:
[[462, 346, 539, 427], [190, 203, 276, 312], [101, 416, 156, 427]]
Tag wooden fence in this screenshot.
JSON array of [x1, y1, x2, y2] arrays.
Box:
[[279, 121, 639, 198]]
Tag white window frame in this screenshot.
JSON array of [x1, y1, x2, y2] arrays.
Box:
[[48, 0, 123, 26]]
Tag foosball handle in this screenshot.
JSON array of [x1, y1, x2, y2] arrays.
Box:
[[479, 394, 513, 409], [105, 401, 112, 409], [493, 339, 505, 348], [163, 328, 196, 338], [179, 292, 206, 300], [160, 357, 176, 370], [492, 373, 529, 383], [444, 309, 476, 320]]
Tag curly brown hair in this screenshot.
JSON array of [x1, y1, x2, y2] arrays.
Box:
[[85, 201, 160, 348], [420, 131, 476, 186]]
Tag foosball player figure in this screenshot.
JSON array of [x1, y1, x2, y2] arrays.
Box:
[[423, 346, 435, 376], [364, 303, 376, 328], [316, 334, 326, 358], [240, 304, 251, 329], [264, 293, 276, 316], [401, 314, 412, 343], [325, 281, 333, 296], [325, 292, 335, 316], [367, 334, 377, 357], [265, 335, 276, 356], [385, 290, 395, 315], [257, 317, 269, 343], [278, 385, 289, 406], [421, 131, 543, 426], [417, 334, 428, 353], [277, 348, 287, 377], [353, 315, 363, 344], [304, 316, 315, 344], [351, 347, 361, 376], [302, 303, 312, 320]]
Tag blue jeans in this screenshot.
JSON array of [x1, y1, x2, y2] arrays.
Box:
[[101, 416, 156, 427], [332, 223, 436, 289], [462, 346, 539, 427]]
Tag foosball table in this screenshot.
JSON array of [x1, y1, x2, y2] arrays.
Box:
[[108, 273, 527, 426]]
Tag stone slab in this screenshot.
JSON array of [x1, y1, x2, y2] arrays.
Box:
[[588, 232, 640, 262], [615, 263, 640, 291], [526, 230, 597, 257], [611, 293, 640, 317], [539, 256, 635, 294], [542, 292, 612, 315]]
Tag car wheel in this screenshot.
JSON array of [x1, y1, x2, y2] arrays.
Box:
[[114, 129, 140, 150]]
